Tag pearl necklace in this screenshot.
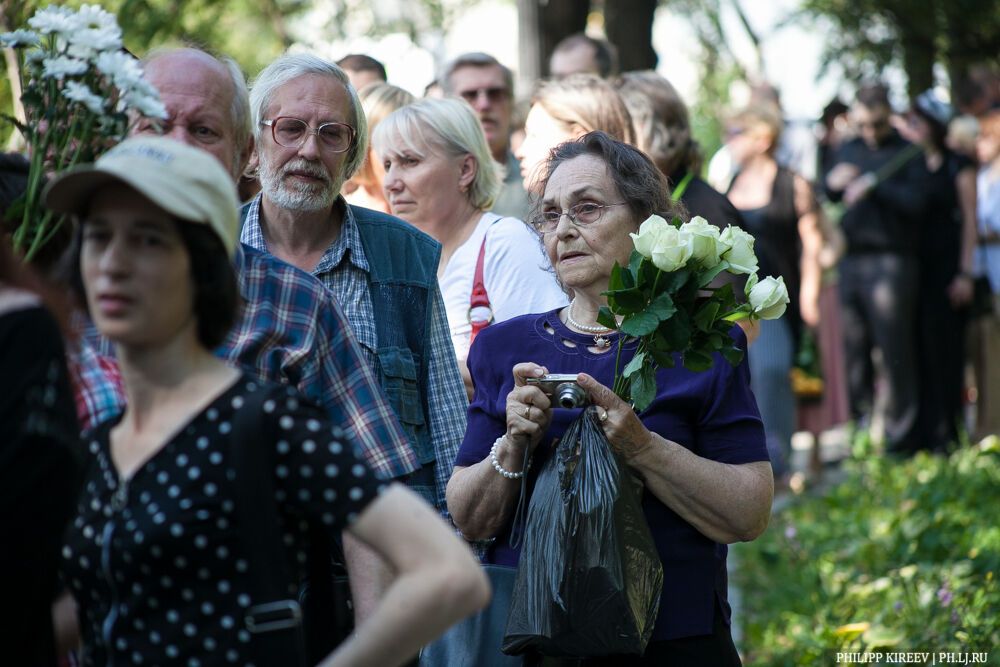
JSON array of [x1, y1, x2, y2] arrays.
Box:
[[566, 298, 616, 348]]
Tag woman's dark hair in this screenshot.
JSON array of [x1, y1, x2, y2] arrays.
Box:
[[176, 222, 240, 349], [71, 218, 240, 350], [911, 105, 949, 151], [536, 131, 683, 225]]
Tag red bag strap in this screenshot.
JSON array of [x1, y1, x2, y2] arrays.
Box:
[[468, 216, 501, 345]]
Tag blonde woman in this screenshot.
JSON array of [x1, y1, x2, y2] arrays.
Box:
[[344, 82, 416, 212], [372, 98, 567, 393], [515, 74, 635, 192]]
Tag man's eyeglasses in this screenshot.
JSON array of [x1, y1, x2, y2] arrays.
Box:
[[261, 117, 356, 153], [457, 87, 509, 105], [530, 202, 627, 234]]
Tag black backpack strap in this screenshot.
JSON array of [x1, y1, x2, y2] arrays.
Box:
[[230, 384, 308, 667]]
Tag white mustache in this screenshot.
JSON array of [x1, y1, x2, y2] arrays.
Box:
[[282, 160, 329, 182]]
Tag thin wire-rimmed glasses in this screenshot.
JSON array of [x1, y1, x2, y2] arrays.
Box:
[[530, 202, 627, 234], [261, 117, 356, 153]]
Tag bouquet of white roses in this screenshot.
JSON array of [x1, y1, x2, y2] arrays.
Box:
[[599, 214, 788, 411], [1, 4, 166, 262]]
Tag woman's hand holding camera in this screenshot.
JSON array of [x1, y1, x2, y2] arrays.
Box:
[[576, 373, 656, 464], [505, 363, 554, 456]]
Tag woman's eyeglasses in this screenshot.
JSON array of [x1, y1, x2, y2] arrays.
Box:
[[261, 116, 356, 153], [530, 202, 627, 234]]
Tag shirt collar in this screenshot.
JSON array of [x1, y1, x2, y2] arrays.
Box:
[[239, 193, 369, 275]]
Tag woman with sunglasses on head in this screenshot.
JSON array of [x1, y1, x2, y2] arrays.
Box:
[[49, 136, 489, 667], [446, 132, 772, 665]]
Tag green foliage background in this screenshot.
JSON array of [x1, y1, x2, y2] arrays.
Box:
[[736, 439, 1000, 666]]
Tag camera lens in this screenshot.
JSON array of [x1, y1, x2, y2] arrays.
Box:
[[556, 382, 587, 409]]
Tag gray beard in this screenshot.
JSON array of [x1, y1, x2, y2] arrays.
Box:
[[259, 155, 339, 212]]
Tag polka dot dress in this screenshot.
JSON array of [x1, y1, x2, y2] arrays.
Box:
[[62, 376, 383, 666]]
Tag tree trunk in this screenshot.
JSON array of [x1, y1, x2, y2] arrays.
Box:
[[604, 0, 658, 72]]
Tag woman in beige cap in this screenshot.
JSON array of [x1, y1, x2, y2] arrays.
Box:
[[47, 136, 488, 667]]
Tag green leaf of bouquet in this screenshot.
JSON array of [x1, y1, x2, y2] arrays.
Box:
[[622, 351, 646, 377], [620, 311, 659, 336], [697, 260, 731, 287], [631, 364, 657, 412], [669, 215, 684, 229], [648, 291, 677, 320], [597, 306, 618, 330], [661, 268, 691, 293], [694, 300, 720, 332], [629, 250, 644, 280], [660, 309, 691, 349], [721, 345, 745, 366], [608, 261, 626, 291], [707, 332, 725, 348], [649, 347, 676, 368], [637, 257, 660, 290], [683, 349, 714, 372], [606, 288, 646, 313]]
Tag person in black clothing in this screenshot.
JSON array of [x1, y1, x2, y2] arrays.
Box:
[[825, 84, 928, 454], [0, 238, 82, 667], [900, 90, 978, 451]]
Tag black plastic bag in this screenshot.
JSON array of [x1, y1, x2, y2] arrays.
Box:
[[501, 409, 663, 657]]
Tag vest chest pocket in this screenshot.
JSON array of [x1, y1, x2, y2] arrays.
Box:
[[376, 347, 431, 461]]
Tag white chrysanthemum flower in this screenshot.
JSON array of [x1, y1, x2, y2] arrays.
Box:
[[95, 50, 143, 88], [0, 29, 41, 48], [120, 91, 167, 120], [27, 6, 81, 35], [63, 80, 106, 115], [68, 26, 122, 54], [76, 4, 119, 32], [42, 56, 88, 79]]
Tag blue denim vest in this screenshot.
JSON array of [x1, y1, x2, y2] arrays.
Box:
[[350, 205, 439, 466]]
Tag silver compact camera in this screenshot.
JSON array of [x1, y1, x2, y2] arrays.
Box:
[[525, 373, 590, 409]]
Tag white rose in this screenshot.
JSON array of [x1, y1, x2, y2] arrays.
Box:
[[629, 214, 672, 259], [748, 275, 790, 320], [650, 225, 694, 272], [680, 216, 726, 266], [720, 225, 759, 275]]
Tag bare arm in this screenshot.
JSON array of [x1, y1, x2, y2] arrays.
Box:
[[948, 167, 978, 308], [322, 484, 490, 667], [795, 175, 824, 328], [447, 362, 553, 540], [576, 373, 773, 544], [342, 531, 393, 624]]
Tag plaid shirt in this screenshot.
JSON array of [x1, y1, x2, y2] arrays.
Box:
[[242, 196, 468, 512], [79, 245, 418, 482], [67, 338, 125, 432], [220, 244, 417, 480]]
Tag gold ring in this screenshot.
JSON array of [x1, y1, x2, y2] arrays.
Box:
[[523, 406, 531, 419]]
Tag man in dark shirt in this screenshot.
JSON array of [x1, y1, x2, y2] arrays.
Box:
[[826, 84, 927, 455]]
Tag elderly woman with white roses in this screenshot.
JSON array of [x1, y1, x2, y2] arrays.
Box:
[[446, 132, 776, 666]]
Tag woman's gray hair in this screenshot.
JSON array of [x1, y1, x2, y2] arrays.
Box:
[[537, 131, 684, 227], [372, 97, 502, 211], [249, 52, 368, 180]]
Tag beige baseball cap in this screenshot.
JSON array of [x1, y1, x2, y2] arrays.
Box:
[[44, 136, 240, 257]]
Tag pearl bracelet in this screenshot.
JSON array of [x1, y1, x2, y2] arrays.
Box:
[[490, 436, 531, 479]]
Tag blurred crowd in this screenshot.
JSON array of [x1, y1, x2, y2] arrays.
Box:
[[3, 21, 1000, 667]]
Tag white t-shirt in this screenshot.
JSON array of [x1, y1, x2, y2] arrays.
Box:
[[440, 212, 568, 359]]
